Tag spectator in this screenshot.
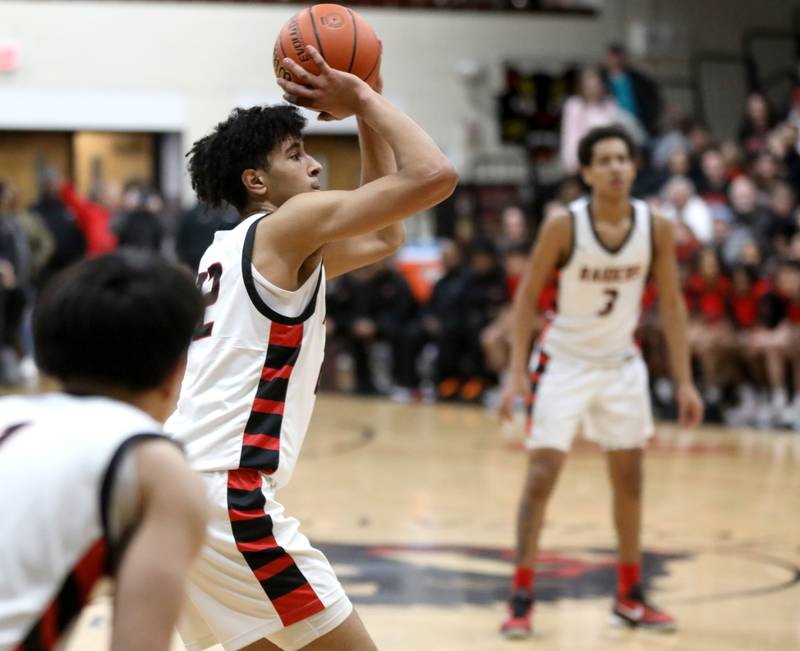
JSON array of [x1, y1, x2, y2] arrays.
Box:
[[688, 121, 714, 159], [31, 172, 86, 286], [57, 178, 117, 256], [0, 182, 32, 385], [765, 182, 799, 259], [685, 247, 731, 412], [723, 264, 772, 427], [738, 93, 777, 159], [652, 107, 692, 169], [602, 42, 663, 138], [480, 244, 533, 387], [560, 67, 626, 174], [721, 176, 771, 267], [696, 148, 732, 211], [0, 183, 53, 286], [786, 85, 800, 134], [112, 183, 165, 253], [326, 259, 416, 396], [744, 264, 794, 427], [453, 239, 508, 401], [497, 205, 529, 252], [640, 147, 692, 196], [175, 203, 239, 272], [0, 182, 53, 383], [776, 260, 800, 429], [394, 239, 467, 400], [750, 151, 783, 207], [660, 176, 714, 243], [768, 121, 800, 193]]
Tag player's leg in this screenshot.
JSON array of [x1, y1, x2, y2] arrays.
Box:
[[501, 353, 584, 639], [501, 448, 566, 640], [589, 356, 674, 631], [179, 471, 356, 651], [606, 448, 642, 568]]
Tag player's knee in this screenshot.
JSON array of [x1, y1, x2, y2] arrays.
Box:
[[524, 460, 561, 499], [612, 466, 642, 499]]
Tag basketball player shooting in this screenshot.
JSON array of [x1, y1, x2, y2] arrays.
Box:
[[0, 251, 208, 651], [166, 42, 457, 651], [498, 125, 703, 638]]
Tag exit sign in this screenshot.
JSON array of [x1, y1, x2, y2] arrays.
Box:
[[0, 42, 20, 72]]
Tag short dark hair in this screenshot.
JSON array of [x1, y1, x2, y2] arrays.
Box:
[[577, 124, 637, 168], [187, 104, 306, 213], [34, 250, 204, 391]]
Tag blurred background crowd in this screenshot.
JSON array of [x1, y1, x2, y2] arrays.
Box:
[[2, 42, 800, 431]]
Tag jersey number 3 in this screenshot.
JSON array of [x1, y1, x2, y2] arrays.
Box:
[[194, 262, 223, 340], [597, 288, 619, 317]]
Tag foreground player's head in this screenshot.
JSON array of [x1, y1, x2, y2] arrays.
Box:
[[188, 104, 322, 216], [578, 125, 637, 198], [34, 250, 204, 421]]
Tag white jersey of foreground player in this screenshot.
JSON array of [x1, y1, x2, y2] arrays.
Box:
[[167, 211, 326, 488], [0, 394, 163, 650]]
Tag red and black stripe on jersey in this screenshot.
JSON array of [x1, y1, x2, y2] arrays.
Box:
[[240, 323, 304, 472], [226, 469, 324, 626], [16, 539, 108, 651]]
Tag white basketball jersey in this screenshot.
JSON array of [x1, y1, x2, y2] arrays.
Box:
[[0, 394, 164, 651], [165, 212, 326, 488], [540, 197, 652, 365]]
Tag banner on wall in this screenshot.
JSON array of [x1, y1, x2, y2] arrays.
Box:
[[497, 65, 576, 162]]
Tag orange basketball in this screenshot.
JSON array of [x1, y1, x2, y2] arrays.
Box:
[[274, 4, 381, 89]]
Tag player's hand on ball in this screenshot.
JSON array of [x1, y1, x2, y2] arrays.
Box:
[[677, 382, 704, 429], [498, 370, 531, 423], [277, 45, 368, 121]]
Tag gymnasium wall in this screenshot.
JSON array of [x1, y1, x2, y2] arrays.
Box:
[[0, 1, 608, 201], [0, 0, 797, 201]]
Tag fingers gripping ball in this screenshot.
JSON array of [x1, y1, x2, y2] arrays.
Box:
[[274, 4, 381, 88]]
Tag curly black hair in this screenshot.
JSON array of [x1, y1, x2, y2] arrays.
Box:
[[187, 105, 306, 213], [577, 124, 637, 168]]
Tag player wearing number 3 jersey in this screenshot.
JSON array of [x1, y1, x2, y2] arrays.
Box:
[[498, 125, 703, 639], [166, 45, 457, 651]]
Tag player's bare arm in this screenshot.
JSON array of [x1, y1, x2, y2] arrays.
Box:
[[322, 76, 407, 279], [111, 441, 207, 651], [254, 46, 456, 285], [498, 210, 573, 421], [651, 211, 704, 428]]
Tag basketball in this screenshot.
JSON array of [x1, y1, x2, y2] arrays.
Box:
[[273, 4, 381, 89]]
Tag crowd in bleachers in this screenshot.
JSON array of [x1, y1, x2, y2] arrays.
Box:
[[325, 44, 800, 431], [2, 42, 800, 430]]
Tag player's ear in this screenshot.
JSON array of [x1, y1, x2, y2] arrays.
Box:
[[242, 169, 269, 198]]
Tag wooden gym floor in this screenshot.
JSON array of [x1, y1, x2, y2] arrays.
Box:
[[64, 394, 800, 651]]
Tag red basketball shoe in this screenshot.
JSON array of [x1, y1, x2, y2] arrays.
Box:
[[500, 590, 533, 639], [611, 585, 676, 632]]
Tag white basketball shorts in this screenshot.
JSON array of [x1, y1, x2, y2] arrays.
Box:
[[178, 469, 350, 651], [525, 350, 655, 452]]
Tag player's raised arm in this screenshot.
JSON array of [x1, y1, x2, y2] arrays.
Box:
[[111, 441, 207, 651], [269, 46, 457, 254], [651, 211, 704, 428], [321, 73, 408, 278], [498, 210, 572, 421]]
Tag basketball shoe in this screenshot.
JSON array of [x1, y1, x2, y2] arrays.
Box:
[[500, 590, 533, 639], [611, 584, 676, 632]]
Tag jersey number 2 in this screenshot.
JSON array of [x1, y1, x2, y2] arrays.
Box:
[[193, 263, 222, 340], [597, 288, 619, 317]]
